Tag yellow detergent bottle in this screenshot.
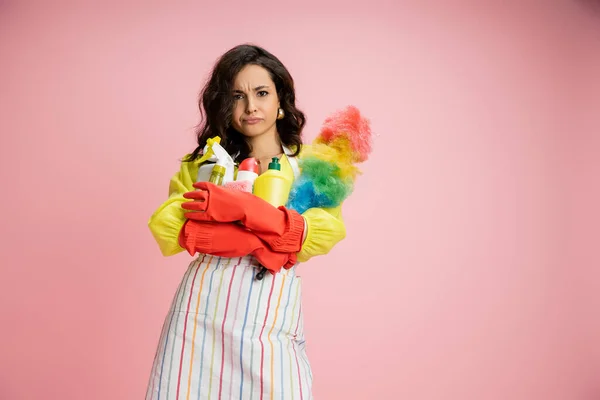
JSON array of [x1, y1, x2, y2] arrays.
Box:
[[253, 157, 292, 207]]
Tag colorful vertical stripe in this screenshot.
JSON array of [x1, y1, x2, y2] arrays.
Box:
[[185, 256, 214, 400], [145, 255, 312, 400], [228, 260, 250, 397], [268, 275, 287, 400]]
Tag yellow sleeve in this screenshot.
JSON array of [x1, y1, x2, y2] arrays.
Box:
[[148, 156, 199, 256], [297, 205, 346, 263]]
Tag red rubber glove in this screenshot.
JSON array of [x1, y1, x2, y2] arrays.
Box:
[[178, 219, 296, 274], [181, 182, 305, 253]]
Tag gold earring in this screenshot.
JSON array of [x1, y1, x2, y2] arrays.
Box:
[[277, 108, 285, 120]]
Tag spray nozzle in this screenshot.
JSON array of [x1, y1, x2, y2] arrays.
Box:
[[197, 136, 222, 164]]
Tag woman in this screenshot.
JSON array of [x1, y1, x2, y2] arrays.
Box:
[[145, 44, 346, 400]]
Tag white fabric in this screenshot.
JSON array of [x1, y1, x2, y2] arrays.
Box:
[[145, 256, 313, 400], [282, 145, 300, 180]]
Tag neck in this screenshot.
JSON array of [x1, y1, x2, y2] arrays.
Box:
[[248, 129, 283, 160]]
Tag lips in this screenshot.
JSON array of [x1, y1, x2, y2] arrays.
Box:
[[243, 118, 263, 124]]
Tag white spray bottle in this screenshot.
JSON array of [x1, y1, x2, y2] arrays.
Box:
[[195, 137, 235, 184]]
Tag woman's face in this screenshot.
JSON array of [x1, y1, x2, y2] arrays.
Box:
[[231, 64, 280, 139]]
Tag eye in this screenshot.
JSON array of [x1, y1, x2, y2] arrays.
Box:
[[233, 93, 244, 100], [257, 90, 269, 97]]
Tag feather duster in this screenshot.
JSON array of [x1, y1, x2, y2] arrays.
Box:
[[286, 105, 373, 214]]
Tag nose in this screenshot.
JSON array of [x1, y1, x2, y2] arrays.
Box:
[[245, 97, 256, 114]]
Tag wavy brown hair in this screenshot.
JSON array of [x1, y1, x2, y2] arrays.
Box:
[[184, 44, 306, 163]]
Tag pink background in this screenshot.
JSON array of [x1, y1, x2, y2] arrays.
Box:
[[1, 1, 599, 399]]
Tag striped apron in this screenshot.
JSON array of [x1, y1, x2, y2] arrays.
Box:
[[145, 255, 313, 400]]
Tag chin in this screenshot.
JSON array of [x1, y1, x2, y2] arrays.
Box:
[[242, 126, 274, 138], [234, 121, 277, 139]]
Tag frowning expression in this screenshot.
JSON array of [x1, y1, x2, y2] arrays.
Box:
[[231, 64, 280, 139]]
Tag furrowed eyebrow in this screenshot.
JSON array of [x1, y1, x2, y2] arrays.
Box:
[[233, 85, 270, 93]]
